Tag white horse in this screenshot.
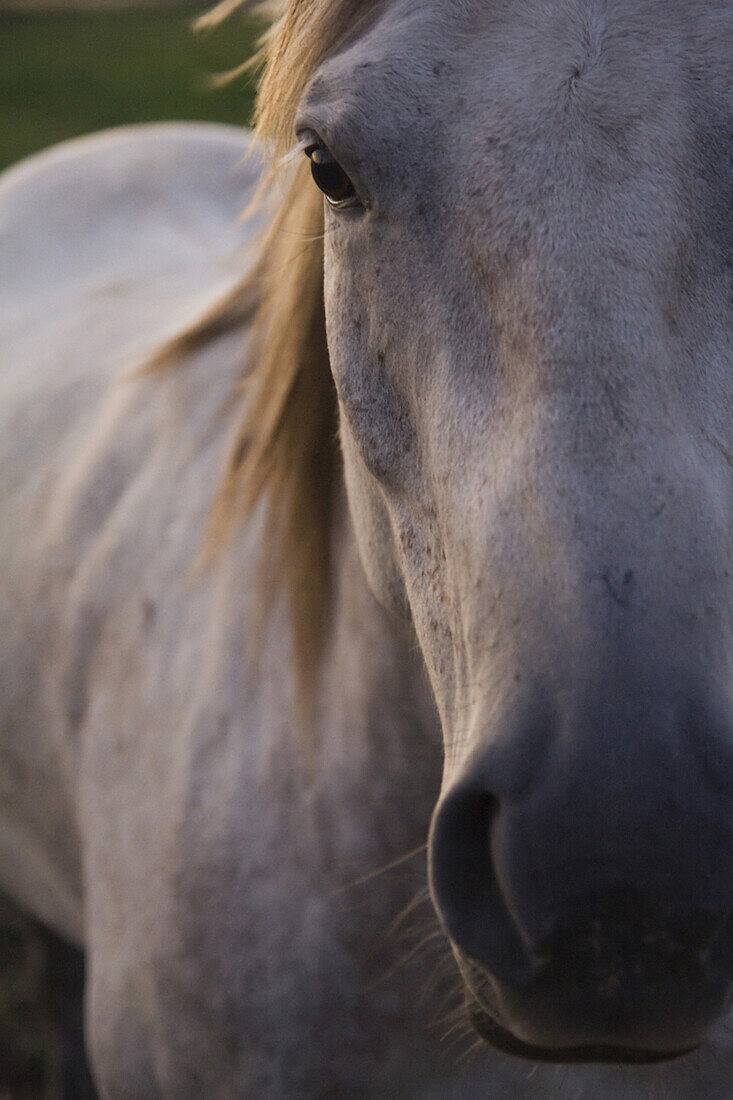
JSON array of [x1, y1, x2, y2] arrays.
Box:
[[2, 0, 733, 1095]]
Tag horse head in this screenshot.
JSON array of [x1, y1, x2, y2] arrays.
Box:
[[294, 0, 733, 1062]]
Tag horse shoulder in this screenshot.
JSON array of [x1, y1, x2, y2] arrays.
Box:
[[0, 122, 260, 943]]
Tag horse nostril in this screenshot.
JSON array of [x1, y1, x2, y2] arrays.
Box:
[[429, 786, 733, 994], [428, 789, 537, 985]]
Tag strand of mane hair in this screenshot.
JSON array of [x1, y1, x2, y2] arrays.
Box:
[[209, 172, 338, 699], [146, 0, 381, 702], [148, 167, 336, 703], [200, 0, 381, 160]]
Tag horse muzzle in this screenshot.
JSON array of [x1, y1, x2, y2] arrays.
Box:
[[428, 700, 733, 1063]]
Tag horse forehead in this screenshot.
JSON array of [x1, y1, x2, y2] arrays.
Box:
[[312, 0, 730, 317], [308, 0, 728, 150]]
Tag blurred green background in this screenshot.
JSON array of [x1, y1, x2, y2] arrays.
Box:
[[0, 4, 263, 172]]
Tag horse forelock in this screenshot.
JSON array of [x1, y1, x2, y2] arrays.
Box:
[[149, 0, 380, 690]]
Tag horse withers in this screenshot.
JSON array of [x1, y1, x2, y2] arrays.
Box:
[[1, 0, 733, 1095]]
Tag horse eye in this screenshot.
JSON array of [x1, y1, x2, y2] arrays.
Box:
[[304, 143, 356, 207]]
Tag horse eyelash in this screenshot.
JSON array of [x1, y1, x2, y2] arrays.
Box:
[[280, 142, 309, 171]]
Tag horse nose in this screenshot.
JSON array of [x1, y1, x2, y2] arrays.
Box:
[[429, 769, 733, 1053], [429, 789, 538, 985]]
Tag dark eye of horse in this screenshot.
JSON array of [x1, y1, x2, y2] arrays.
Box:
[[304, 143, 356, 207]]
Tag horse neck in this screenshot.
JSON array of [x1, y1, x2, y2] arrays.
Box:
[[303, 488, 442, 873]]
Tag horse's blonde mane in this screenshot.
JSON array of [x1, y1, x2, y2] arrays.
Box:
[[150, 0, 378, 686]]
